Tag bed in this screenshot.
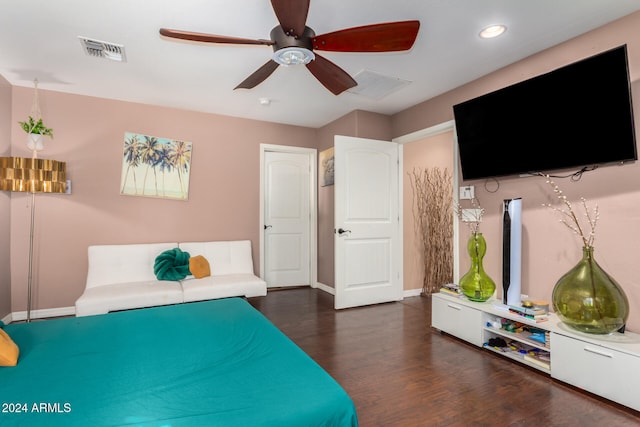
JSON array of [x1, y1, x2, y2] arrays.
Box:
[[0, 298, 358, 427]]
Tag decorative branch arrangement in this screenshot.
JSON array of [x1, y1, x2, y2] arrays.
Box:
[[454, 197, 485, 235], [543, 175, 599, 247], [542, 176, 628, 335], [409, 167, 453, 296]]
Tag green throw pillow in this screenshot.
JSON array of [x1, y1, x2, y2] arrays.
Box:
[[154, 248, 191, 281]]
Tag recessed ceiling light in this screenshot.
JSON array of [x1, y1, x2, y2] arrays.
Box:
[[479, 24, 507, 39]]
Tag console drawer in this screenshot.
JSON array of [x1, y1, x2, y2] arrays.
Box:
[[551, 332, 640, 411], [432, 294, 483, 347]]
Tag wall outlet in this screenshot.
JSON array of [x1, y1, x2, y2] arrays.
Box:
[[459, 185, 475, 200]]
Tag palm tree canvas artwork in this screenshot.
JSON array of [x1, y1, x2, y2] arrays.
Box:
[[120, 132, 192, 200]]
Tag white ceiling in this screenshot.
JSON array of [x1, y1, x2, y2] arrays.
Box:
[[1, 1, 639, 129]]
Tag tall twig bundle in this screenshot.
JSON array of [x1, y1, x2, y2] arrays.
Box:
[[409, 167, 454, 295]]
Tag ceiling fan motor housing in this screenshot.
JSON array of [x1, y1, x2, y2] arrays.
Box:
[[270, 25, 315, 52]]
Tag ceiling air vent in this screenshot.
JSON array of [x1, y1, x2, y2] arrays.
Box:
[[78, 36, 126, 62], [347, 70, 411, 100]]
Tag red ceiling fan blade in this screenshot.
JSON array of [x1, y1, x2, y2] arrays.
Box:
[[306, 54, 357, 95], [160, 28, 274, 46], [234, 60, 280, 90], [270, 0, 310, 38], [313, 20, 420, 52]]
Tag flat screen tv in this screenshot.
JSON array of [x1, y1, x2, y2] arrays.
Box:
[[453, 45, 637, 181]]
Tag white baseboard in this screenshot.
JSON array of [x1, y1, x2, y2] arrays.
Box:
[[1, 313, 11, 325], [403, 288, 423, 298], [314, 282, 335, 295], [315, 282, 422, 299], [7, 306, 76, 323], [1, 288, 423, 325]]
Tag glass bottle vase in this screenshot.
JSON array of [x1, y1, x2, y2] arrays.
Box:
[[552, 246, 629, 334], [459, 232, 496, 302]]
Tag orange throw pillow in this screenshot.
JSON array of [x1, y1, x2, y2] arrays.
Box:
[[189, 255, 211, 279], [0, 328, 19, 366]]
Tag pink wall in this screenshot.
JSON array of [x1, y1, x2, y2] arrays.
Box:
[[8, 89, 317, 314], [0, 74, 11, 316], [392, 12, 640, 332], [316, 113, 355, 287]]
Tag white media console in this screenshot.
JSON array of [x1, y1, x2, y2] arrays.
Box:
[[431, 292, 640, 412]]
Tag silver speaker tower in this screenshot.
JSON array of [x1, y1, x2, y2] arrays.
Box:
[[502, 198, 522, 306]]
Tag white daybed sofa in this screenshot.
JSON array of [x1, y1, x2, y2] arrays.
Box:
[[75, 240, 267, 317]]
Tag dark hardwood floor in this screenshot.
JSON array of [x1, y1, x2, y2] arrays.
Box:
[[249, 288, 640, 427]]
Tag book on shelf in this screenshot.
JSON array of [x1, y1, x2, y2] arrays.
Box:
[[508, 304, 546, 316], [524, 353, 551, 370], [439, 283, 462, 297], [528, 331, 549, 346], [508, 309, 549, 322], [526, 330, 551, 348], [545, 331, 551, 348], [439, 287, 462, 297]]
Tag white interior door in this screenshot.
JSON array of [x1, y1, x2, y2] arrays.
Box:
[[263, 149, 313, 287], [334, 135, 401, 309]]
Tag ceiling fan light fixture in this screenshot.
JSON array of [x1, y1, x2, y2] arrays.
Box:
[[273, 47, 315, 66]]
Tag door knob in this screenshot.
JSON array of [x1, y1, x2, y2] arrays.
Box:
[[264, 224, 272, 230], [337, 228, 351, 235]]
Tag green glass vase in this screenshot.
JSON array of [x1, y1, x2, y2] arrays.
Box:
[[460, 232, 496, 302], [552, 246, 629, 334]]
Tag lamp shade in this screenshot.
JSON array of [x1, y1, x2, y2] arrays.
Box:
[[0, 156, 66, 193]]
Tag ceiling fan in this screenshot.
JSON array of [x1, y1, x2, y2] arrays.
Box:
[[159, 0, 420, 95]]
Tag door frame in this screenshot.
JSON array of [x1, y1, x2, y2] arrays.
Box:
[[259, 144, 318, 287], [393, 120, 460, 284]]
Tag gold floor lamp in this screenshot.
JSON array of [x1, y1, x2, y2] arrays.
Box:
[[0, 156, 66, 322]]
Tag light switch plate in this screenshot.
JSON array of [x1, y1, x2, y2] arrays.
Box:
[[459, 185, 475, 200]]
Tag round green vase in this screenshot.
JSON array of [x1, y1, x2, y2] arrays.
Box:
[[460, 233, 496, 302], [552, 246, 629, 334]]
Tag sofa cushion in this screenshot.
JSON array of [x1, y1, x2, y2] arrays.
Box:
[[181, 274, 267, 303], [75, 280, 183, 317], [179, 240, 254, 277], [86, 242, 178, 289]]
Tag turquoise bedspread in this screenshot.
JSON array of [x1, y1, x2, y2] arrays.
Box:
[[0, 298, 358, 427]]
